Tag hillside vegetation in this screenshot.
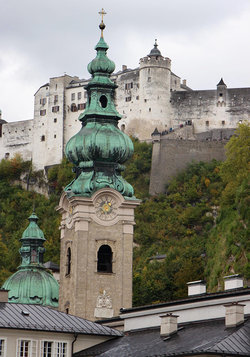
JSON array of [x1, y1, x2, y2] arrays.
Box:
[[0, 124, 249, 307]]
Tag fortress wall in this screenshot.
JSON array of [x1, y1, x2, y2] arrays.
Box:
[[149, 137, 227, 195], [0, 119, 33, 161]]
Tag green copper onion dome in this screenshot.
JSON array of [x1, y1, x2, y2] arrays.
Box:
[[65, 13, 134, 198], [2, 213, 59, 307]]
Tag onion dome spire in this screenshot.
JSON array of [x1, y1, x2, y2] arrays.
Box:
[[65, 10, 134, 199], [1, 212, 59, 307]]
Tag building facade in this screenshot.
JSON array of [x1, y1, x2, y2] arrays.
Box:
[[0, 42, 249, 170]]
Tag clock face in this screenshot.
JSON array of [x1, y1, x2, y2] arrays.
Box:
[[95, 195, 117, 221]]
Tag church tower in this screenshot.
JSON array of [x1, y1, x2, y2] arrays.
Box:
[[58, 11, 139, 321]]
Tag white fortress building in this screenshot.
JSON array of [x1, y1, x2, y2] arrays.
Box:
[[0, 41, 249, 170]]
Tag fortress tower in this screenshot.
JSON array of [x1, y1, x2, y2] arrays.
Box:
[[58, 12, 139, 321], [138, 40, 172, 138]]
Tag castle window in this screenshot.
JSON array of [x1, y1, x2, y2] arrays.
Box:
[[40, 98, 46, 105], [40, 109, 46, 116], [71, 103, 78, 112], [206, 121, 209, 126], [54, 118, 57, 123], [222, 120, 225, 125], [125, 97, 131, 102], [54, 134, 56, 138], [52, 106, 59, 113], [125, 82, 133, 90], [136, 96, 139, 100], [54, 95, 58, 104], [78, 92, 82, 100], [219, 93, 223, 97], [149, 108, 151, 112], [144, 99, 147, 103], [66, 247, 71, 275], [99, 95, 108, 108], [148, 68, 150, 74], [97, 245, 112, 273], [121, 124, 125, 132], [78, 103, 86, 110], [41, 135, 45, 142], [71, 93, 75, 101], [5, 153, 9, 159], [148, 77, 151, 82], [55, 84, 57, 90]]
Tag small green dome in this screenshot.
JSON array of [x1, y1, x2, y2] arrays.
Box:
[[21, 213, 45, 241], [2, 268, 58, 307], [1, 212, 59, 307]]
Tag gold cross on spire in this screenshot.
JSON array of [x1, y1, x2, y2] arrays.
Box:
[[98, 8, 107, 37]]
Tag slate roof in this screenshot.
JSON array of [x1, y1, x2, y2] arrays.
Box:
[[75, 318, 250, 357], [0, 303, 122, 337]]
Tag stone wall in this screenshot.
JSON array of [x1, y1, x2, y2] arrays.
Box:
[[149, 129, 232, 195]]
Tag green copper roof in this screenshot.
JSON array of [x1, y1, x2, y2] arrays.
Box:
[[2, 212, 59, 307], [65, 14, 135, 199]]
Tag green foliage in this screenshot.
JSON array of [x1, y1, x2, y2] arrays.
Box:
[[123, 138, 152, 198], [47, 157, 74, 195]]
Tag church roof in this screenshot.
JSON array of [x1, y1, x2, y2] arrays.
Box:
[[74, 318, 250, 356], [0, 302, 122, 337]]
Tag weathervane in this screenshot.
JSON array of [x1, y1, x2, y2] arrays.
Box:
[[98, 8, 106, 37]]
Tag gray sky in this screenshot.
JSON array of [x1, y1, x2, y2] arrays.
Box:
[[1, 0, 250, 122]]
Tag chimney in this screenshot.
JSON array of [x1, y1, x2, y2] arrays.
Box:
[[160, 313, 179, 337], [224, 302, 245, 328], [122, 65, 127, 71], [0, 289, 9, 302], [182, 79, 187, 86], [187, 280, 206, 296], [224, 274, 243, 290]]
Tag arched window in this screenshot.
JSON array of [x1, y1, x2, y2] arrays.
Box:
[[66, 247, 71, 275], [97, 245, 112, 273]]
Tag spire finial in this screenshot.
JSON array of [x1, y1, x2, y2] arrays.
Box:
[[154, 39, 158, 48], [98, 8, 107, 38]]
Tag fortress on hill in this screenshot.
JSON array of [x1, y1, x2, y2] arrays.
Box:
[[0, 40, 249, 182]]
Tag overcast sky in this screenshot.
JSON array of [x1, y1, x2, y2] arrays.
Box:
[[1, 0, 250, 123]]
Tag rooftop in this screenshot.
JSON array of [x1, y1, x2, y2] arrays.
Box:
[[0, 302, 122, 337], [75, 318, 250, 356]]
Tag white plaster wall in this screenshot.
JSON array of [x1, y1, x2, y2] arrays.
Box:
[[122, 294, 250, 331], [0, 328, 112, 356]]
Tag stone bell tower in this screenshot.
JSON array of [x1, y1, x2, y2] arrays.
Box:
[[58, 11, 139, 321]]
